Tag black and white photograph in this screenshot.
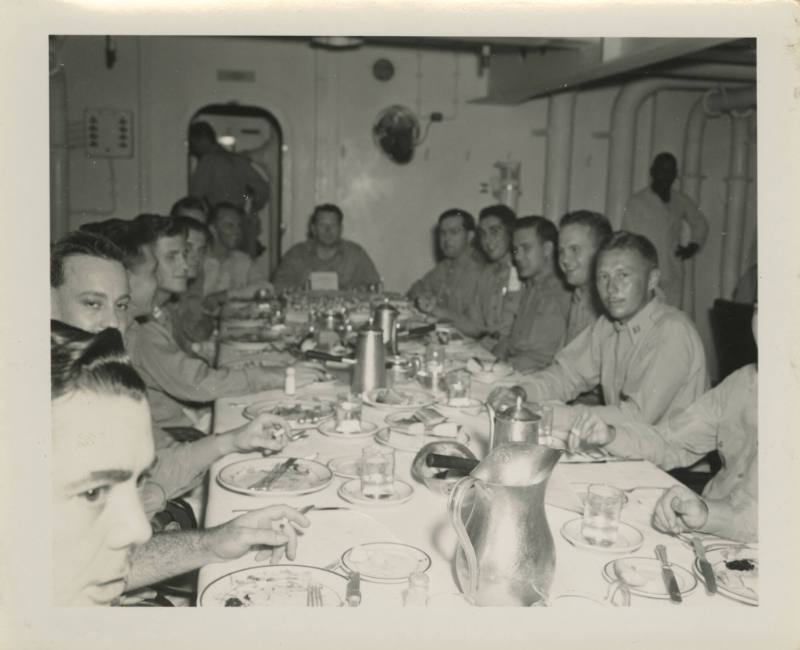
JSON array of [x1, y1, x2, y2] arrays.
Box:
[[3, 1, 800, 649]]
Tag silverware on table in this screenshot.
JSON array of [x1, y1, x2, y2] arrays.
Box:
[[306, 583, 324, 607], [231, 505, 351, 514], [248, 457, 297, 490], [655, 544, 683, 603], [346, 571, 361, 607], [691, 536, 718, 595]]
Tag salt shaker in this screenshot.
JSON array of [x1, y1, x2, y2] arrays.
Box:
[[284, 367, 296, 396], [404, 571, 429, 607]]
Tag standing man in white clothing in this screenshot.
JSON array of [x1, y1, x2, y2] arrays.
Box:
[[622, 152, 708, 308]]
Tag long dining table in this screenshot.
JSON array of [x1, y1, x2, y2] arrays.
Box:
[[196, 334, 751, 609]]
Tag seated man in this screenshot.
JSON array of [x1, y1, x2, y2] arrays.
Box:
[[272, 203, 380, 291], [409, 208, 484, 322], [557, 210, 612, 345], [563, 305, 759, 542], [202, 202, 269, 297], [170, 195, 209, 223], [51, 324, 310, 605], [490, 231, 708, 426], [123, 215, 322, 429], [447, 204, 521, 346], [50, 229, 296, 514], [493, 216, 571, 372]]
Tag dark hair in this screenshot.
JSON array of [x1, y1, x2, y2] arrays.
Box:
[[478, 204, 517, 237], [174, 215, 211, 242], [559, 210, 613, 249], [51, 231, 125, 289], [311, 203, 344, 225], [133, 213, 187, 242], [652, 151, 677, 167], [51, 320, 146, 402], [598, 230, 659, 269], [188, 121, 217, 143], [208, 202, 243, 227], [170, 196, 209, 219], [437, 208, 476, 232], [514, 215, 558, 249]]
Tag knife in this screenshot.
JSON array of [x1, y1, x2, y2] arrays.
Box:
[[249, 457, 297, 490], [346, 571, 361, 607], [655, 544, 682, 603], [691, 536, 718, 595]]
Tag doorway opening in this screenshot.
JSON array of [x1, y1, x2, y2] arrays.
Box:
[[188, 104, 283, 274]]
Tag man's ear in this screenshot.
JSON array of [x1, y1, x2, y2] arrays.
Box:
[[647, 267, 661, 293]]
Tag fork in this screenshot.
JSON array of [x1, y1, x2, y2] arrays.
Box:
[[306, 583, 323, 607]]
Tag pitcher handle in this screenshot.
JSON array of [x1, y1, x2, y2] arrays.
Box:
[[486, 403, 496, 451], [447, 476, 479, 602]]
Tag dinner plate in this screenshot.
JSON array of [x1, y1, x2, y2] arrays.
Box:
[[338, 478, 414, 506], [327, 455, 362, 479], [375, 427, 469, 453], [560, 518, 644, 554], [318, 419, 379, 440], [469, 365, 514, 384], [384, 409, 446, 433], [436, 397, 484, 411], [341, 542, 432, 583], [199, 564, 347, 607], [217, 457, 333, 497], [243, 398, 335, 429], [602, 557, 697, 599], [694, 544, 758, 605], [363, 387, 436, 410]]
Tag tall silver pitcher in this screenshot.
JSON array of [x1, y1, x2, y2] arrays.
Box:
[[447, 442, 563, 606], [351, 327, 386, 393]]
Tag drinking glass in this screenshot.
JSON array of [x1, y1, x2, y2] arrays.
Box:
[[535, 404, 554, 445], [424, 343, 446, 373], [445, 369, 471, 406], [360, 445, 395, 499], [581, 484, 624, 547], [335, 393, 363, 433], [435, 323, 452, 345]]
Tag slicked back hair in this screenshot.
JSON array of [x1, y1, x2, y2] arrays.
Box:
[[311, 203, 344, 225], [437, 208, 476, 232], [51, 230, 125, 289], [514, 215, 558, 249], [559, 210, 613, 249], [478, 204, 517, 238], [598, 230, 659, 270]]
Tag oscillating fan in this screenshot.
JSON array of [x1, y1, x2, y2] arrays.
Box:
[[372, 105, 421, 165]]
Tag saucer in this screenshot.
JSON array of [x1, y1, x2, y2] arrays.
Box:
[[337, 478, 414, 507], [318, 419, 379, 439], [560, 518, 644, 554]]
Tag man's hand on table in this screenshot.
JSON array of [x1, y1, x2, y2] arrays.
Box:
[[652, 485, 709, 536], [486, 385, 528, 412], [415, 295, 438, 315], [226, 413, 291, 455], [292, 363, 327, 387], [561, 411, 616, 453], [204, 505, 311, 564]]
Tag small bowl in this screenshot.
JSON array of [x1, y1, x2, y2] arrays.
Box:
[[410, 441, 477, 495]]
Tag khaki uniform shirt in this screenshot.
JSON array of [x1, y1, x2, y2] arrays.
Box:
[[495, 272, 571, 372], [622, 187, 708, 307], [608, 365, 757, 542], [272, 240, 380, 291], [407, 248, 484, 319], [563, 286, 601, 347], [203, 250, 268, 296], [518, 298, 709, 426]]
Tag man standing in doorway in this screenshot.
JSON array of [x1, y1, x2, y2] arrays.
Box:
[[622, 152, 708, 308]]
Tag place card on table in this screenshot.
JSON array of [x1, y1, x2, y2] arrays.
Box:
[[310, 272, 339, 291]]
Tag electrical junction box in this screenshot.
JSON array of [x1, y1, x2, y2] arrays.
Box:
[[84, 108, 134, 158]]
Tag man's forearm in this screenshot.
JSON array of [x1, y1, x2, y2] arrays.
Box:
[[127, 530, 213, 590]]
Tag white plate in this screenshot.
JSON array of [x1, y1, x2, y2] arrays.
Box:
[[338, 478, 414, 506], [602, 557, 697, 599], [560, 518, 644, 554], [217, 457, 333, 497], [318, 419, 379, 439], [199, 564, 347, 607], [436, 397, 484, 411], [375, 427, 469, 453], [469, 366, 514, 383], [341, 542, 432, 583], [327, 456, 362, 479], [243, 398, 335, 429], [384, 409, 446, 433], [363, 388, 436, 410], [694, 545, 758, 605]]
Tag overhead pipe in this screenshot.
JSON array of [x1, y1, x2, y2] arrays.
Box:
[[659, 63, 756, 82], [49, 38, 69, 242], [543, 91, 576, 224], [605, 78, 720, 227], [720, 112, 752, 298], [703, 85, 757, 115]]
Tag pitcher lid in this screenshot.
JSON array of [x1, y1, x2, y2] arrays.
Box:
[[498, 395, 539, 423]]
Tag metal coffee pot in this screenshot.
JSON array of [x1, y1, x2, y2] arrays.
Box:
[[447, 442, 563, 606], [373, 301, 399, 356], [488, 395, 540, 451], [351, 326, 386, 393]]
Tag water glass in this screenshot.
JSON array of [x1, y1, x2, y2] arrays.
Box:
[[435, 323, 452, 345], [360, 445, 395, 499], [536, 404, 554, 443], [581, 484, 624, 547], [424, 343, 446, 373], [335, 393, 363, 433], [446, 369, 471, 406]]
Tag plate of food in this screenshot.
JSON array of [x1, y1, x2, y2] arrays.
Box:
[[243, 398, 335, 429], [464, 358, 514, 383], [217, 457, 333, 497], [341, 542, 432, 584], [327, 455, 362, 479], [384, 407, 447, 433], [695, 544, 758, 605], [603, 557, 697, 600], [375, 426, 469, 453], [199, 565, 347, 607], [363, 387, 436, 410]]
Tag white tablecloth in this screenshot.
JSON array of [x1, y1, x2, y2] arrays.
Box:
[[197, 340, 746, 609]]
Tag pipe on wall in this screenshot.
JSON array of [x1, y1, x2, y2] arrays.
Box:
[[50, 40, 69, 243], [720, 112, 752, 298], [543, 91, 576, 224], [605, 78, 718, 227], [704, 85, 757, 115]]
